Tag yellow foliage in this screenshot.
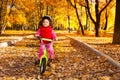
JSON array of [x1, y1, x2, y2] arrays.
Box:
[[0, 0, 116, 31], [6, 21, 12, 27], [16, 14, 27, 25]]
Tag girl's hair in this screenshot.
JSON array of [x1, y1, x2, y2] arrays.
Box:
[[39, 15, 53, 27]]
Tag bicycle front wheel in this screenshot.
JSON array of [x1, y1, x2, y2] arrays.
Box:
[[40, 58, 46, 75]]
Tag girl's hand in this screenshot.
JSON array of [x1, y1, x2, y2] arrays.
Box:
[[37, 36, 40, 39], [53, 38, 58, 41], [36, 36, 41, 40]]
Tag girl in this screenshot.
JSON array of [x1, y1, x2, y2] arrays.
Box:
[[36, 15, 57, 65]]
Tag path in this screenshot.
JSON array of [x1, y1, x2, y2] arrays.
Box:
[[0, 33, 120, 80]]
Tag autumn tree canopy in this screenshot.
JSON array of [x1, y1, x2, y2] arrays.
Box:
[[0, 0, 116, 37]]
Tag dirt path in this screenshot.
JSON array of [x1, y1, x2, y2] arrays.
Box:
[[0, 34, 120, 80]]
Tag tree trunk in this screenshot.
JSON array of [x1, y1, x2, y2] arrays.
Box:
[[104, 0, 108, 30], [67, 0, 84, 35], [85, 0, 112, 37], [39, 3, 44, 19], [0, 27, 2, 34], [0, 26, 6, 35], [113, 0, 120, 44], [46, 5, 49, 15], [85, 8, 89, 30], [104, 10, 108, 30], [95, 22, 100, 37], [80, 6, 83, 27], [2, 24, 6, 33], [75, 4, 84, 35], [95, 0, 100, 37], [0, 5, 2, 35], [68, 15, 71, 33]]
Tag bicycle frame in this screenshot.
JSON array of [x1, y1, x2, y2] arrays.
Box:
[[39, 48, 49, 65], [37, 37, 54, 74], [39, 38, 53, 66]]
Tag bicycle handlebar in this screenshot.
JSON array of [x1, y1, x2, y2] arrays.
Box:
[[40, 38, 53, 42], [37, 37, 53, 42]]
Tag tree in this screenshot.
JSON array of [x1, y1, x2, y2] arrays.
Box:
[[103, 0, 108, 30], [0, 0, 8, 34], [67, 0, 84, 35], [113, 0, 120, 44], [85, 0, 112, 37]]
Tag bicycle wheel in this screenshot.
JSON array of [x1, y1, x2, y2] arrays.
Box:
[[40, 58, 46, 75]]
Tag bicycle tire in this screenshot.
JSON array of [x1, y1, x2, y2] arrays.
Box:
[[40, 58, 46, 75]]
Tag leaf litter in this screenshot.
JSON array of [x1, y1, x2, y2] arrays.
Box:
[[0, 33, 120, 80]]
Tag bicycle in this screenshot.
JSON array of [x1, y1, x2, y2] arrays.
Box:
[[37, 37, 53, 75]]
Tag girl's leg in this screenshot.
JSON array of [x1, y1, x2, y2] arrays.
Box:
[[38, 43, 45, 60], [46, 43, 54, 60]]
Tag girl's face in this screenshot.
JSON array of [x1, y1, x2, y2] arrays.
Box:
[[42, 19, 50, 27]]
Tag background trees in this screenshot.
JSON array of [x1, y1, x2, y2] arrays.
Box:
[[0, 0, 118, 40], [67, 0, 84, 35], [85, 0, 112, 37], [0, 0, 35, 34], [0, 0, 8, 34]]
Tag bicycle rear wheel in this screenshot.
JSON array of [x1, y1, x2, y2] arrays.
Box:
[[40, 58, 46, 75]]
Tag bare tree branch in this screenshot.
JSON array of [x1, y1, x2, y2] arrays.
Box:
[[79, 4, 87, 8], [99, 0, 112, 15], [66, 0, 75, 8], [85, 0, 96, 24]]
